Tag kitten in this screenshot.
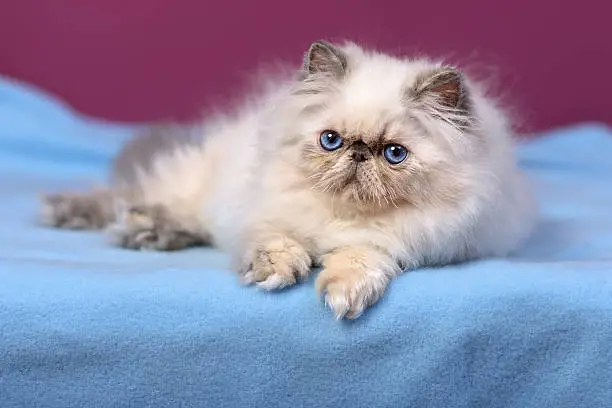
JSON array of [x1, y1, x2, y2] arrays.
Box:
[[40, 40, 536, 319]]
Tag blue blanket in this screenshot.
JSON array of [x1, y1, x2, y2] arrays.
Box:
[[1, 77, 611, 408]]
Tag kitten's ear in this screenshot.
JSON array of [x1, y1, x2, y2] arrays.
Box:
[[411, 67, 471, 127], [303, 40, 347, 78]]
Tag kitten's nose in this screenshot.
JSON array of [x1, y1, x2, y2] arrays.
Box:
[[351, 143, 370, 162]]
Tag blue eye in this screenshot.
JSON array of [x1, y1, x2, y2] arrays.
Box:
[[383, 144, 409, 164], [319, 130, 344, 151]]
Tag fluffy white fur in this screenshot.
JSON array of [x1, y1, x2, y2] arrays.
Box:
[[40, 41, 536, 319]]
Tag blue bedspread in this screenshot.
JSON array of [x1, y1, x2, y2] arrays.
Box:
[[1, 77, 611, 408]]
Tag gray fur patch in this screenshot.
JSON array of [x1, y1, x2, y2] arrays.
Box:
[[40, 191, 114, 229], [109, 203, 207, 251], [111, 123, 204, 187]]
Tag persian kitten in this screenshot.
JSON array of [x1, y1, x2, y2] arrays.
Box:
[[40, 40, 535, 319]]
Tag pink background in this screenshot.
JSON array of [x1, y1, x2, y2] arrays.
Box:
[[1, 0, 610, 131]]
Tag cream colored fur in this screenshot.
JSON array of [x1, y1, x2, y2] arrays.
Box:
[[42, 41, 536, 319]]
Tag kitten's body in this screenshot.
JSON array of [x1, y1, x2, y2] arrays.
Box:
[[41, 41, 535, 319]]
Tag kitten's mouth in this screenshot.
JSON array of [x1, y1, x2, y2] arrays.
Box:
[[316, 162, 385, 207], [341, 163, 360, 186], [339, 165, 374, 195]]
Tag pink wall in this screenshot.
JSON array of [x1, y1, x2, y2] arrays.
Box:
[[1, 0, 610, 131]]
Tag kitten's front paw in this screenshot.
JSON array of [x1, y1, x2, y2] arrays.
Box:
[[241, 237, 311, 291], [316, 268, 388, 319]]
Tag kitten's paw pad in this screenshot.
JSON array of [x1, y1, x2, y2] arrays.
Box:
[[39, 193, 107, 230], [316, 269, 385, 320], [108, 203, 201, 251], [242, 238, 311, 291]]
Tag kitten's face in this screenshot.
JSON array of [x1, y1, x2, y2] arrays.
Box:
[[288, 41, 477, 211], [299, 110, 432, 208]]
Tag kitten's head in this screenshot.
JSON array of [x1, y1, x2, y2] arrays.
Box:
[[278, 40, 501, 212]]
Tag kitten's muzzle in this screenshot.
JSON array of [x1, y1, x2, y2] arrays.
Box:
[[350, 142, 371, 162]]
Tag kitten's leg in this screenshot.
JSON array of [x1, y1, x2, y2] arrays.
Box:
[[108, 202, 208, 251], [315, 246, 399, 319], [240, 234, 312, 290], [105, 124, 210, 251], [39, 189, 115, 230]]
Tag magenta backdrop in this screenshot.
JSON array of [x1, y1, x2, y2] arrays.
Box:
[[1, 0, 611, 131]]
